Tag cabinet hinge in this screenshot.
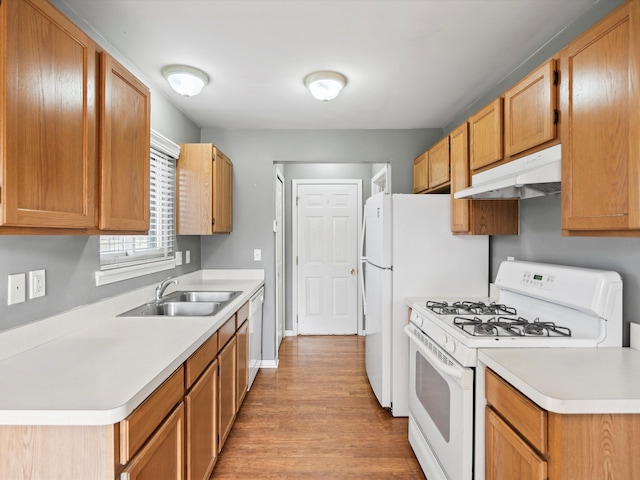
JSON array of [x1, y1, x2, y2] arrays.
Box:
[[553, 109, 559, 125], [553, 70, 558, 86], [212, 217, 215, 225]]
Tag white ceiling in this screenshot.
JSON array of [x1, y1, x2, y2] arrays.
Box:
[[59, 0, 599, 130]]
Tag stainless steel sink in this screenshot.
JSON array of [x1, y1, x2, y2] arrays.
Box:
[[118, 290, 240, 317], [171, 290, 240, 303]]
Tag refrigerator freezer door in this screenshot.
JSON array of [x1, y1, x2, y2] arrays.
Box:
[[364, 193, 392, 269], [364, 261, 393, 408]]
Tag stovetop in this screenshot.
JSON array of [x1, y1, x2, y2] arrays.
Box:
[[426, 300, 572, 338]]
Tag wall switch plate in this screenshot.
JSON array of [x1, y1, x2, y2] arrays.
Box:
[[175, 251, 183, 266], [8, 273, 26, 305], [254, 249, 261, 261], [185, 250, 191, 264], [28, 270, 46, 299]]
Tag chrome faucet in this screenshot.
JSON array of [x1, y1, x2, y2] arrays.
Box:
[[155, 277, 178, 302]]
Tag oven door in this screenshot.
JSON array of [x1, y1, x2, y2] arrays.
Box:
[[404, 324, 474, 480]]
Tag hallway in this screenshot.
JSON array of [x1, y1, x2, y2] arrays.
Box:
[[212, 336, 425, 479]]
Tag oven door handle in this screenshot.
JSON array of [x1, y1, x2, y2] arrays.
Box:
[[404, 325, 467, 381]]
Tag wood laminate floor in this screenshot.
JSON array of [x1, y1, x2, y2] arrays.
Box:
[[212, 335, 426, 479]]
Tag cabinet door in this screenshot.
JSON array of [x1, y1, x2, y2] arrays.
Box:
[[186, 361, 218, 480], [470, 98, 503, 171], [122, 402, 185, 480], [212, 150, 233, 233], [99, 53, 151, 232], [413, 152, 428, 193], [177, 144, 214, 235], [450, 123, 519, 235], [1, 0, 97, 229], [504, 60, 557, 157], [560, 1, 640, 234], [236, 320, 249, 411], [218, 336, 237, 451], [451, 124, 472, 233], [428, 136, 450, 189], [485, 407, 547, 480]]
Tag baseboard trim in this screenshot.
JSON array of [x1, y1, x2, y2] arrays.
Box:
[[260, 359, 279, 369]]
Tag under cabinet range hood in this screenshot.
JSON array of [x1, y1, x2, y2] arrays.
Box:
[[454, 144, 561, 200]]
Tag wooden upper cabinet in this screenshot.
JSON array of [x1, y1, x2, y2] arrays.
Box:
[[504, 60, 558, 157], [178, 144, 233, 235], [560, 0, 640, 235], [470, 98, 504, 171], [413, 152, 428, 193], [450, 123, 519, 235], [428, 137, 450, 190], [213, 149, 233, 233], [99, 52, 151, 233], [1, 0, 97, 230]]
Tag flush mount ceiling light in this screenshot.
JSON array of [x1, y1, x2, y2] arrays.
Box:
[[161, 65, 209, 97], [304, 71, 347, 102]]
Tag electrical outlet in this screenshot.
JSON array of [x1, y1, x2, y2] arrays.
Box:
[[29, 270, 46, 299], [186, 250, 191, 264], [8, 273, 26, 305], [175, 251, 183, 266], [253, 249, 261, 261]]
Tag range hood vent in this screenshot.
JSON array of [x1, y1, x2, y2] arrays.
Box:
[[454, 144, 562, 200]]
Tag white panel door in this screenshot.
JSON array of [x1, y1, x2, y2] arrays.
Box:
[[297, 183, 359, 335]]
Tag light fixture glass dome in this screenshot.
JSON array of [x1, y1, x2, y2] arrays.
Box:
[[304, 71, 347, 102], [161, 65, 209, 97]]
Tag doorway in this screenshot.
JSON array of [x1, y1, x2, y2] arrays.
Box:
[[292, 180, 362, 335]]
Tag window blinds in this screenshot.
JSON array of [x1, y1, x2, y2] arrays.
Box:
[[99, 131, 179, 269]]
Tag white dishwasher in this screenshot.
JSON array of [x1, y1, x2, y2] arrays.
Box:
[[248, 286, 264, 390]]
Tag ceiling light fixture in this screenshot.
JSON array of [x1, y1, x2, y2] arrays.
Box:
[[161, 65, 209, 97], [304, 71, 347, 102]]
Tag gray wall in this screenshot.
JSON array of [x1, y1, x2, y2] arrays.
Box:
[[198, 129, 441, 361], [491, 195, 640, 343], [0, 3, 202, 333]]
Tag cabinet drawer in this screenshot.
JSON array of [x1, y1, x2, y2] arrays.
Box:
[[185, 332, 219, 390], [218, 316, 236, 350], [120, 366, 185, 464], [236, 301, 250, 329], [485, 369, 547, 454]]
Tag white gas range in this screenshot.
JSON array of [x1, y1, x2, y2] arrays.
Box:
[[404, 260, 623, 480]]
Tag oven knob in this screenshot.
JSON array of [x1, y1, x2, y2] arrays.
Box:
[[446, 339, 456, 354], [439, 334, 447, 346]]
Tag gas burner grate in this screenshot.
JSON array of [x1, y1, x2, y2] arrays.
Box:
[[452, 314, 573, 338], [426, 300, 517, 316], [523, 321, 572, 337]]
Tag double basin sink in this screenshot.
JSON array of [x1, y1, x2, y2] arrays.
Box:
[[119, 290, 240, 317]]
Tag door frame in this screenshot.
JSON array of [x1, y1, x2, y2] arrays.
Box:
[[291, 179, 363, 336], [273, 167, 285, 358]]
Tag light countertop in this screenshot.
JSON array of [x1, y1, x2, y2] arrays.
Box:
[[479, 347, 640, 414], [0, 269, 264, 426]]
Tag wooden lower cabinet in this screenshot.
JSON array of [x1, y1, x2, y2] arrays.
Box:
[[186, 361, 218, 480], [121, 402, 185, 480], [486, 368, 640, 480], [485, 407, 547, 480], [236, 319, 250, 410], [218, 335, 237, 451]]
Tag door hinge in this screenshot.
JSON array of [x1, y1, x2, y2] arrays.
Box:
[[553, 70, 558, 86], [553, 109, 559, 125], [296, 196, 300, 206], [296, 256, 299, 265]]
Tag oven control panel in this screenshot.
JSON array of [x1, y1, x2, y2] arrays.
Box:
[[521, 271, 554, 290]]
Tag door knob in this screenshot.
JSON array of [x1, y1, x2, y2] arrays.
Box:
[[350, 268, 356, 275]]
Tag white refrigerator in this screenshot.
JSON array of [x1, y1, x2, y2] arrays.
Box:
[[362, 193, 488, 417]]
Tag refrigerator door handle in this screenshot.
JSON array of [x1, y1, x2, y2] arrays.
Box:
[[360, 213, 367, 316]]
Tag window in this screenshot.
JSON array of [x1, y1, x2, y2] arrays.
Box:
[[96, 130, 180, 285]]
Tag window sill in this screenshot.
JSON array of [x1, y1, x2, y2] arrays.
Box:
[[95, 258, 176, 286]]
